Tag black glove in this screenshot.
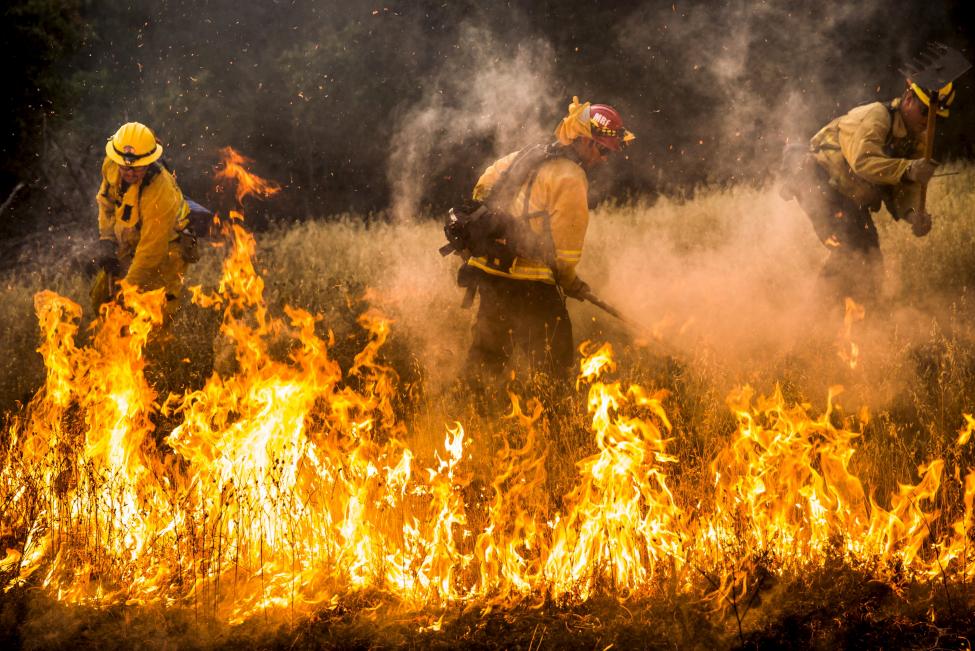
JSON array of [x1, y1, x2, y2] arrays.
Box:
[[93, 239, 121, 275], [904, 158, 938, 185], [562, 275, 591, 300], [904, 209, 933, 237]]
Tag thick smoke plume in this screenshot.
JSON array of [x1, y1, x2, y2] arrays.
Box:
[[387, 22, 558, 222]]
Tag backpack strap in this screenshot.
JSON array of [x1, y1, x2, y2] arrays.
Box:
[[485, 142, 567, 216]]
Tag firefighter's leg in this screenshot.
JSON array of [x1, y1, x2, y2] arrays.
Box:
[[836, 207, 882, 307], [792, 158, 841, 245], [818, 232, 882, 319], [518, 282, 574, 379], [819, 249, 858, 309], [465, 274, 513, 382]]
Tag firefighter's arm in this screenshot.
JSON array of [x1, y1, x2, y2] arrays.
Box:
[[843, 108, 911, 185], [895, 137, 932, 224], [544, 163, 590, 287], [124, 178, 184, 289], [96, 174, 117, 241]]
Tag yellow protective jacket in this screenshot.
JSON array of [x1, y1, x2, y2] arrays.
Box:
[[467, 150, 589, 286], [96, 157, 190, 290], [810, 98, 925, 218]]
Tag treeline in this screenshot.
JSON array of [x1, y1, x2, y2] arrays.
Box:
[[2, 0, 972, 241]]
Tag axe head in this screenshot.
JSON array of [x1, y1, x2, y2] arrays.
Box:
[[899, 42, 971, 92]]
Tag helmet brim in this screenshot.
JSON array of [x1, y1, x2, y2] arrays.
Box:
[[592, 135, 622, 151], [105, 139, 163, 166], [592, 130, 635, 152]]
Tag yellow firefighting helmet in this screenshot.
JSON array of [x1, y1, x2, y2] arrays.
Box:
[[105, 122, 163, 166], [909, 81, 955, 118]]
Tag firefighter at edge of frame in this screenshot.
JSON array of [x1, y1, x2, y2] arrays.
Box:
[[779, 79, 955, 312], [90, 122, 200, 323], [461, 96, 635, 384]]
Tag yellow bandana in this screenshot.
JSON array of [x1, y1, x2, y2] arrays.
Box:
[[554, 96, 593, 145]]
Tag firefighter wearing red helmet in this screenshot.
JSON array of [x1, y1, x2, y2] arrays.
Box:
[[459, 96, 634, 384]]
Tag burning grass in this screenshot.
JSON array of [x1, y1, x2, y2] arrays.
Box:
[[1, 158, 975, 648]]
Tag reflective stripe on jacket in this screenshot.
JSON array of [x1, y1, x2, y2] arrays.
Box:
[[96, 157, 191, 289], [467, 151, 589, 285], [810, 98, 925, 218]]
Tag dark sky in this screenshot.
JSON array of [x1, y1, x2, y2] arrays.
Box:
[[2, 0, 973, 231]]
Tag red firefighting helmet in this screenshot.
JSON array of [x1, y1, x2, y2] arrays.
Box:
[[588, 104, 635, 151]]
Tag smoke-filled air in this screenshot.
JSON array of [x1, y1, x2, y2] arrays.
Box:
[[1, 1, 974, 649]]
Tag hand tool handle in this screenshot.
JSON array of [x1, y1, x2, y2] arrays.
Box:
[[918, 95, 938, 214]]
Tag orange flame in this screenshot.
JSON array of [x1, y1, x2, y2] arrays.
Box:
[[2, 150, 973, 628], [215, 146, 281, 205], [838, 296, 866, 369]]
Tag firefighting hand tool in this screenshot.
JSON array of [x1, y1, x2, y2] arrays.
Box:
[[577, 287, 627, 321], [899, 42, 971, 214], [576, 287, 682, 358]]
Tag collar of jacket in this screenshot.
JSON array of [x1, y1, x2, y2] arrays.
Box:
[[109, 161, 162, 203]]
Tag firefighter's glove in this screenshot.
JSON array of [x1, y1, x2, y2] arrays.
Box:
[[94, 239, 121, 276], [562, 276, 591, 301], [905, 209, 933, 237], [904, 158, 938, 185]]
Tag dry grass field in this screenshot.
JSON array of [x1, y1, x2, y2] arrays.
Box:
[[1, 163, 974, 649]]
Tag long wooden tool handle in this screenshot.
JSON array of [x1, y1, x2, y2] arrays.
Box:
[[578, 290, 685, 359], [580, 288, 627, 322], [918, 95, 939, 213]]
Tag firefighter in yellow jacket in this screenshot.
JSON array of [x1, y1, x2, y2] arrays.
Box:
[[781, 81, 952, 306], [461, 97, 634, 380], [91, 122, 194, 319]]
